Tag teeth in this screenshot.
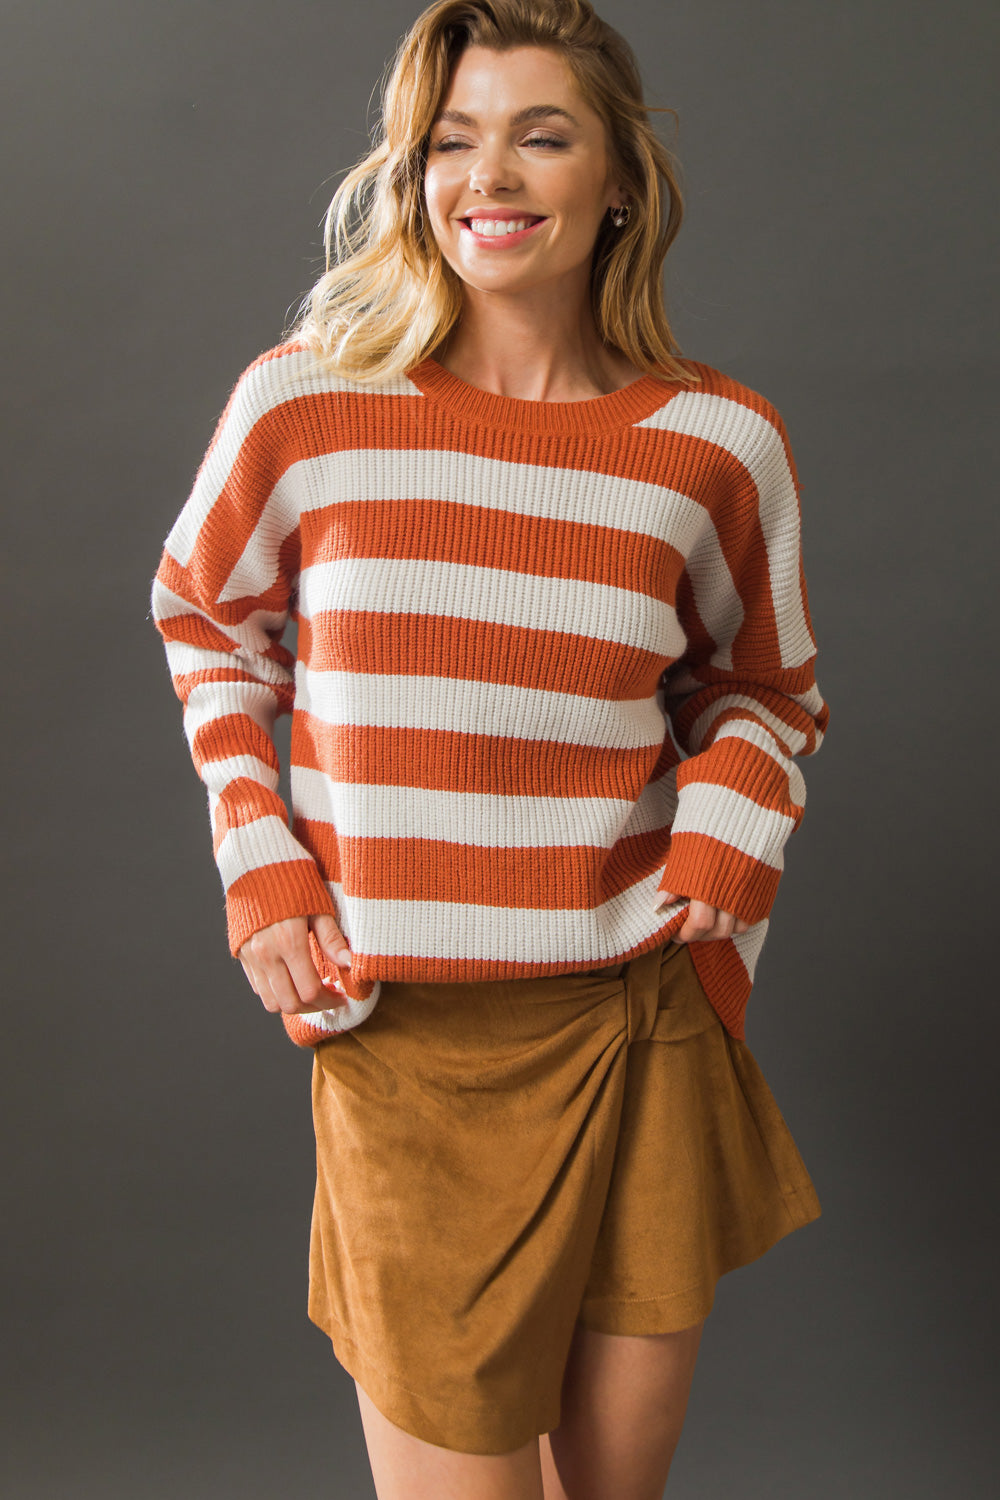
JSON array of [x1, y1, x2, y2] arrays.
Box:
[[468, 218, 534, 237]]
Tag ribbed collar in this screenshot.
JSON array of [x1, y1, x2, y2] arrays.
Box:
[[406, 355, 683, 436]]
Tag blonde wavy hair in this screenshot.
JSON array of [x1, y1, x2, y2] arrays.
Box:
[[292, 0, 696, 385]]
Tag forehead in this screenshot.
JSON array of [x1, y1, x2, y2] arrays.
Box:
[[434, 45, 599, 127]]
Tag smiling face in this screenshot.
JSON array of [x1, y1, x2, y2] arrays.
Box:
[[423, 45, 626, 303]]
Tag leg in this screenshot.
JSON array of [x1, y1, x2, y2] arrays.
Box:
[[355, 1379, 546, 1500], [539, 1319, 705, 1500]]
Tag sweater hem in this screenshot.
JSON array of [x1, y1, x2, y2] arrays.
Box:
[[335, 910, 690, 989]]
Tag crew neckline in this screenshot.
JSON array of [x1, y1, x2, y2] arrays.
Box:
[[407, 355, 685, 436]]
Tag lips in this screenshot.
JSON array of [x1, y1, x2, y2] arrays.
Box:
[[458, 215, 549, 248], [460, 214, 545, 227], [461, 214, 548, 231]]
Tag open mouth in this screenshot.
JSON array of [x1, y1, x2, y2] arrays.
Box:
[[460, 215, 546, 239]]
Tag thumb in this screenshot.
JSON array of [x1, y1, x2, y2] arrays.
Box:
[[309, 912, 352, 967]]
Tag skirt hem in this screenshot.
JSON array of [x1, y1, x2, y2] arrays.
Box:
[[310, 1303, 562, 1456], [578, 1185, 821, 1335]]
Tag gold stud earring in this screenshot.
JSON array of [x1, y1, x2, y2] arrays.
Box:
[[610, 205, 631, 228]]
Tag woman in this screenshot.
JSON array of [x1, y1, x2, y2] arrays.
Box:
[[151, 1, 828, 1495]]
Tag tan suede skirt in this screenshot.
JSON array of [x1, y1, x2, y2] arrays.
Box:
[[308, 938, 820, 1455]]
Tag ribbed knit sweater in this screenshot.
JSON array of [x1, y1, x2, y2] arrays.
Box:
[[151, 340, 828, 1047]]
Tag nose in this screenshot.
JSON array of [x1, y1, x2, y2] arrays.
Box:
[[467, 139, 521, 195]]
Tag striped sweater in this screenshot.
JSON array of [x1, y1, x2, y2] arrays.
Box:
[[151, 340, 828, 1046]]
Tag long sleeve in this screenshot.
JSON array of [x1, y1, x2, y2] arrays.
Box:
[[151, 342, 825, 1046], [653, 401, 829, 924], [150, 353, 336, 956]]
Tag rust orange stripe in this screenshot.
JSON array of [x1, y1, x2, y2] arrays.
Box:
[[674, 736, 803, 811], [290, 713, 678, 798], [211, 780, 289, 854], [299, 498, 686, 595], [192, 713, 281, 773], [291, 821, 671, 906], [296, 612, 666, 698]]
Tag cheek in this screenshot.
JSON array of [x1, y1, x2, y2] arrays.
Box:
[[423, 162, 454, 212], [423, 183, 453, 247], [422, 184, 460, 263]]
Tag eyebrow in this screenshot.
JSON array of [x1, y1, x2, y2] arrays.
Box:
[[433, 104, 582, 129]]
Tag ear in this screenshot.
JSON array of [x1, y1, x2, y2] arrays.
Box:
[[606, 173, 629, 214]]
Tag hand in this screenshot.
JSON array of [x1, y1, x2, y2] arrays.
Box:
[[660, 894, 752, 944], [237, 912, 352, 1015]]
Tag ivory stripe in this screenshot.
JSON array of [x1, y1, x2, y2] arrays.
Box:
[[668, 781, 796, 868], [289, 764, 676, 848], [294, 665, 670, 749], [216, 815, 314, 890], [296, 556, 685, 657], [325, 867, 690, 965], [151, 339, 829, 1043], [639, 390, 815, 667]]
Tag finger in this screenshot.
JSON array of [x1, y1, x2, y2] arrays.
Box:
[[243, 920, 322, 1013], [239, 932, 286, 1010], [735, 918, 751, 934], [679, 899, 717, 944], [254, 924, 328, 1012], [309, 911, 352, 968], [714, 909, 737, 940], [240, 946, 310, 1016], [282, 940, 333, 1012], [261, 954, 324, 1016], [240, 956, 281, 1014]]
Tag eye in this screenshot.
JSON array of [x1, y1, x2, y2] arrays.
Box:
[[429, 133, 568, 153]]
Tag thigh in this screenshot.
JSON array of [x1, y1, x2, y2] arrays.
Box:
[[356, 1381, 546, 1500], [539, 1320, 705, 1500]]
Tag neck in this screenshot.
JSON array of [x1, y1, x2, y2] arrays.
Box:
[[435, 279, 641, 401]]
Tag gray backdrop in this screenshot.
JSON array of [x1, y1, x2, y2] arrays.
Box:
[[3, 1, 996, 1495]]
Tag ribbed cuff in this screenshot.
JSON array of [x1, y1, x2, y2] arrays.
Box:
[[225, 858, 339, 957], [655, 833, 780, 925]]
